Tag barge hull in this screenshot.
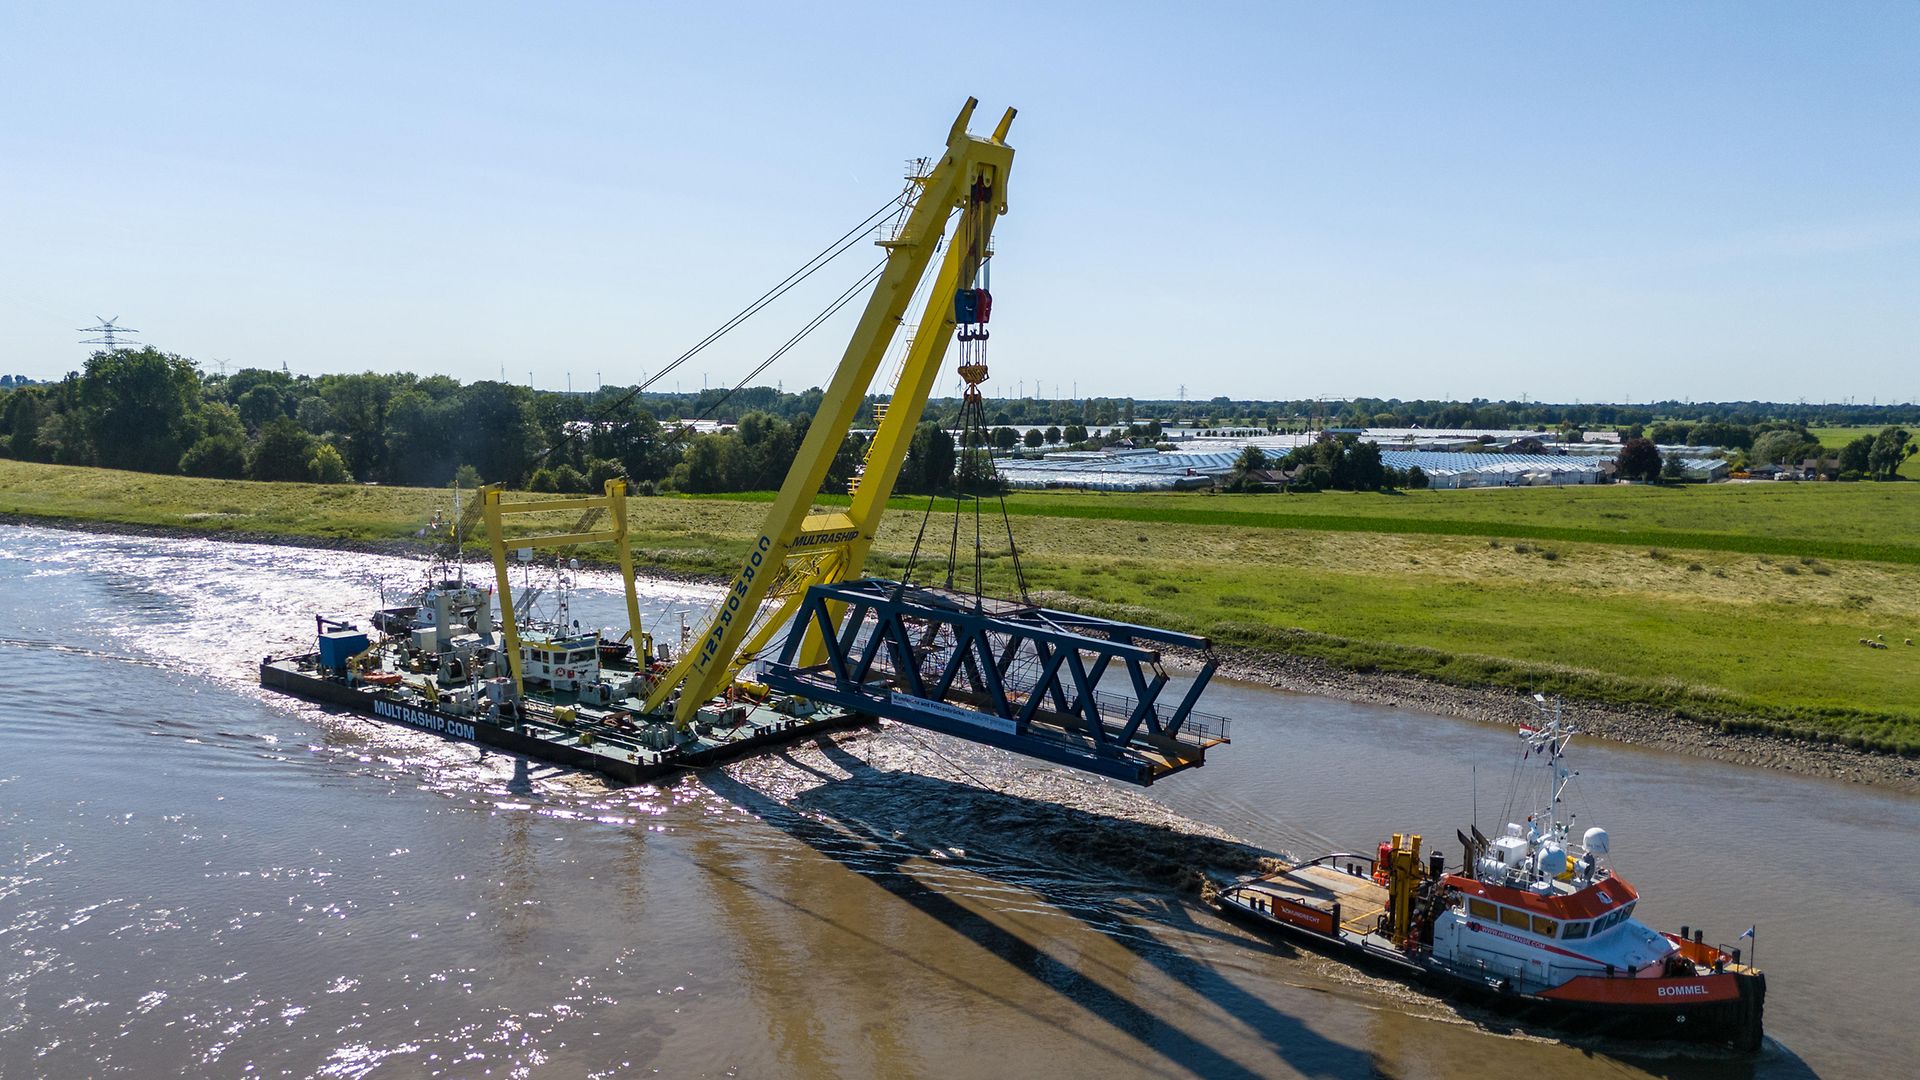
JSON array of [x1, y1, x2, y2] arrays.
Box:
[[261, 655, 869, 785]]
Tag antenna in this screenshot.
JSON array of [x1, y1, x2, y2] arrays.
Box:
[[77, 316, 139, 351]]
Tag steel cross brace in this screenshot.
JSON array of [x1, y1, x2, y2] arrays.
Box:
[[761, 579, 1227, 785]]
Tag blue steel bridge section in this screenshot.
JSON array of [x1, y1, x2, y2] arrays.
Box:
[[758, 579, 1230, 786]]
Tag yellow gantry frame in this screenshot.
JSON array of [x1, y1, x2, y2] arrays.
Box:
[[482, 480, 649, 700], [643, 98, 1016, 726]]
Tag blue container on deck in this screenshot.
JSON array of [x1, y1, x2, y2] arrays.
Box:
[[318, 629, 370, 669]]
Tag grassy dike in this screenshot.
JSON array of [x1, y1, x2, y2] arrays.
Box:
[[5, 458, 1919, 755]]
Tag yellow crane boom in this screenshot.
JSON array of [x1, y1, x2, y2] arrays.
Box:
[[643, 98, 1016, 726]]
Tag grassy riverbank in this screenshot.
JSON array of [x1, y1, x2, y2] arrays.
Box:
[[6, 459, 1919, 753]]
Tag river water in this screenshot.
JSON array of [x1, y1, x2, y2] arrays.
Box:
[[2, 524, 1913, 1078]]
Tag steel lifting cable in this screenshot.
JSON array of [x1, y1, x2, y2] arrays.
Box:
[[692, 258, 888, 423], [551, 188, 914, 451]]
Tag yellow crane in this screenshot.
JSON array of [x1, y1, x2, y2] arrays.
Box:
[[479, 99, 1229, 786], [642, 97, 1015, 726]]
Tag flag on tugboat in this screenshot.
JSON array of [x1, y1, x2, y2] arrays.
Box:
[[1739, 926, 1755, 940]]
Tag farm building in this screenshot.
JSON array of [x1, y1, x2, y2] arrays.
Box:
[[1377, 451, 1610, 488]]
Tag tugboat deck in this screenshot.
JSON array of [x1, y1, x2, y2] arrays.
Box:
[[1237, 860, 1389, 934]]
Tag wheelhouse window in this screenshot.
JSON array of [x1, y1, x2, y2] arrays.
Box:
[[1591, 906, 1633, 934], [1531, 915, 1558, 938], [1467, 898, 1497, 919], [1562, 920, 1590, 939], [1499, 906, 1530, 930]]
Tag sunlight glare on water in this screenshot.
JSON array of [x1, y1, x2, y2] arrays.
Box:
[[1, 524, 1910, 1078]]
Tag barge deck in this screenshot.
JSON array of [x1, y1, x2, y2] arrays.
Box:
[[262, 653, 869, 784]]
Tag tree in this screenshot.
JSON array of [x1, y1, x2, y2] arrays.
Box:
[[307, 442, 353, 484], [1616, 437, 1662, 482], [200, 401, 245, 442], [248, 416, 318, 481], [1662, 451, 1687, 482], [237, 384, 286, 432], [901, 423, 956, 493], [453, 381, 536, 488], [179, 434, 248, 478], [955, 441, 999, 494], [1044, 425, 1062, 445], [1647, 421, 1694, 445], [673, 433, 738, 493], [1868, 427, 1915, 480], [1221, 445, 1269, 492], [380, 390, 454, 485], [824, 432, 867, 493], [1022, 427, 1044, 449], [1405, 465, 1430, 490], [1063, 423, 1088, 443], [1838, 435, 1874, 477], [4, 391, 40, 459], [295, 396, 335, 434], [1688, 421, 1752, 450], [1343, 439, 1385, 491], [586, 458, 623, 490], [991, 426, 1018, 450], [453, 464, 484, 489], [322, 373, 394, 481], [1751, 428, 1817, 467], [78, 347, 204, 472]]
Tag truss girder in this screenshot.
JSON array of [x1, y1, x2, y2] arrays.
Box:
[[760, 580, 1229, 786]]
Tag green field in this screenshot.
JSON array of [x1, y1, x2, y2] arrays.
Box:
[[5, 459, 1918, 753], [710, 483, 1920, 564], [1810, 426, 1920, 479]]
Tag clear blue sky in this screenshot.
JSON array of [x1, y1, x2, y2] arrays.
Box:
[[3, 2, 1915, 403]]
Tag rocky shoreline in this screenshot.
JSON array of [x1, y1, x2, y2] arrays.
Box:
[[10, 512, 1918, 792], [1191, 645, 1920, 794]]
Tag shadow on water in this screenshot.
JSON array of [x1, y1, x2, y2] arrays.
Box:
[[700, 739, 1379, 1080], [699, 736, 1821, 1080]]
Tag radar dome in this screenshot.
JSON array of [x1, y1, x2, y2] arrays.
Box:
[[1537, 844, 1569, 877], [1582, 827, 1610, 855]]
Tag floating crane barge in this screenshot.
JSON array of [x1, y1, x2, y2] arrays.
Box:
[[260, 645, 864, 785], [262, 98, 1232, 787]]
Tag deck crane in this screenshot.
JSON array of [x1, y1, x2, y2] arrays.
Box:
[[484, 99, 1231, 785]]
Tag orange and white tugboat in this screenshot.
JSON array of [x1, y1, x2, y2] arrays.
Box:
[[1217, 696, 1765, 1051]]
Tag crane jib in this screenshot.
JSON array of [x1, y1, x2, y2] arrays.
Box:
[[699, 536, 772, 665]]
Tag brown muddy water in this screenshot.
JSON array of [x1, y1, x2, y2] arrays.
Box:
[[1, 524, 1911, 1078]]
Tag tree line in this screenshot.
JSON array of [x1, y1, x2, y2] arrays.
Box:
[[0, 349, 983, 495], [3, 349, 1913, 492]]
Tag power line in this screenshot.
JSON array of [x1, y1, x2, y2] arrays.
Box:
[[78, 316, 138, 351]]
